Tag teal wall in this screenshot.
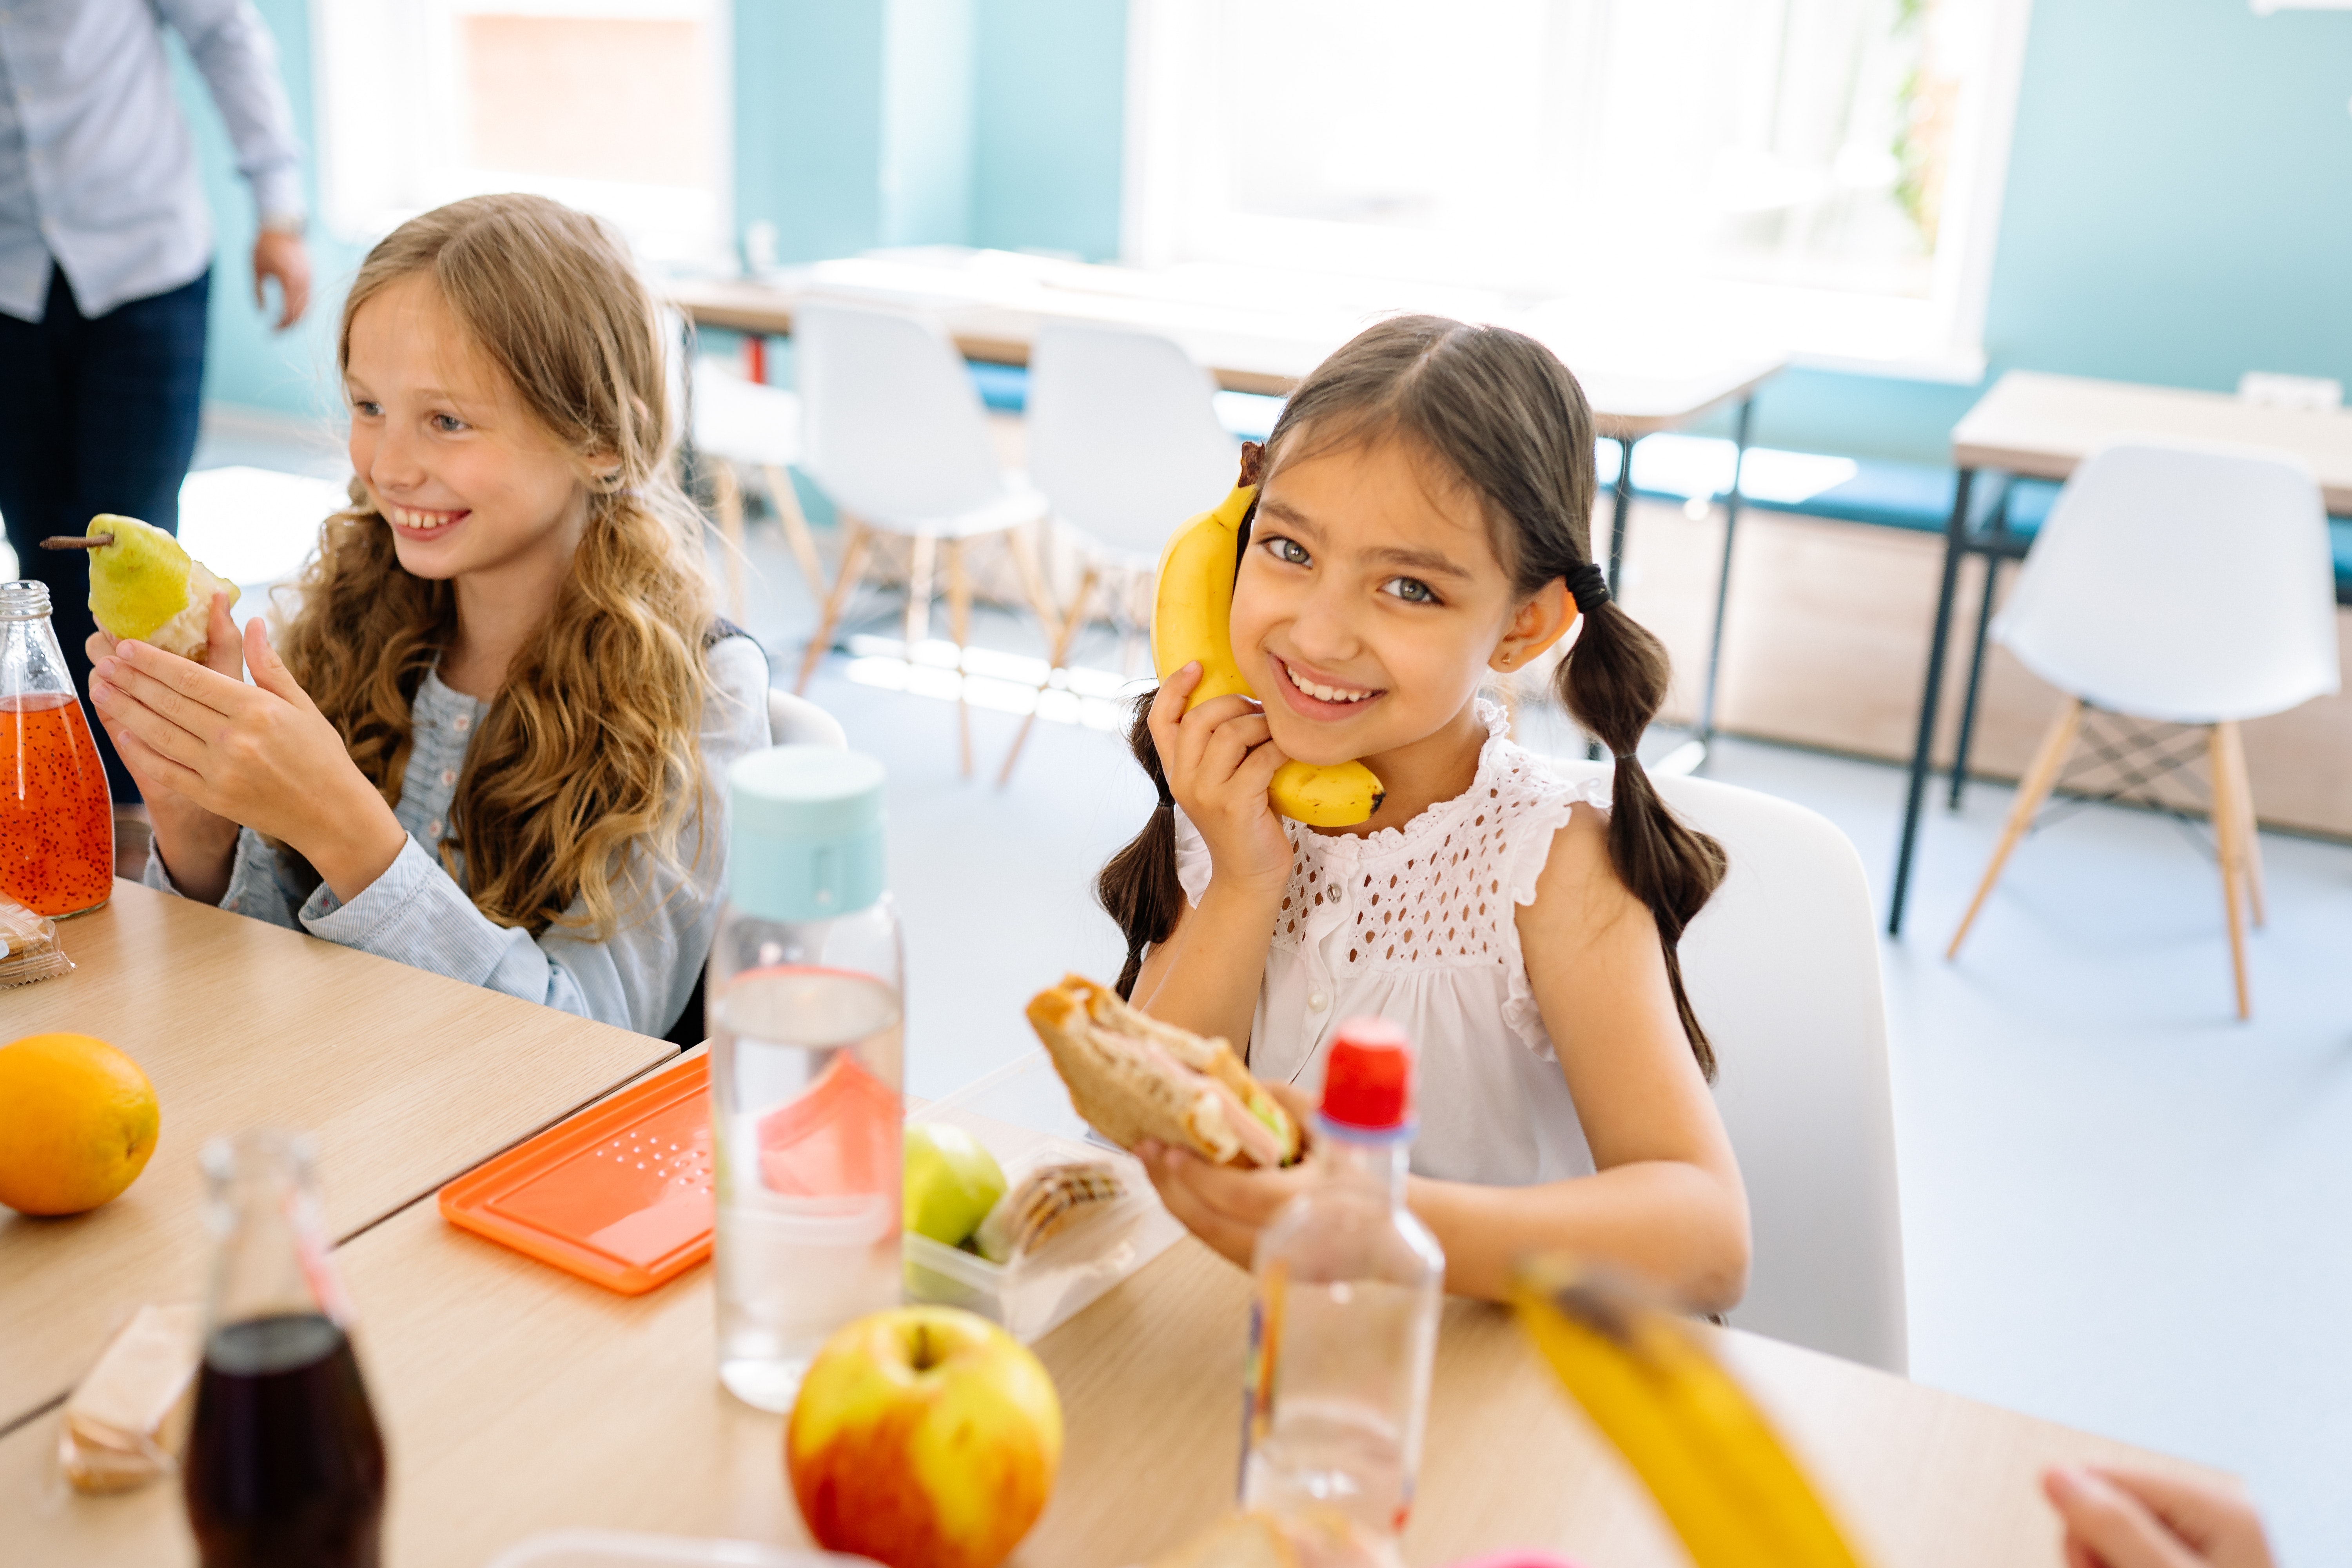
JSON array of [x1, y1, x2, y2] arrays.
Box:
[[185, 0, 2352, 468]]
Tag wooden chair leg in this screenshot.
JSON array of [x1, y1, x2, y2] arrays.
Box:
[[998, 564, 1098, 788], [2209, 724, 2252, 1020], [2219, 719, 2265, 928], [1006, 520, 1064, 651], [943, 538, 973, 778], [1947, 698, 2083, 959], [759, 463, 829, 606], [795, 518, 870, 694], [711, 460, 749, 623], [904, 533, 939, 655]]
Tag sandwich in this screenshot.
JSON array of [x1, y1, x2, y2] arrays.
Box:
[[973, 1160, 1127, 1263], [1024, 975, 1301, 1169]]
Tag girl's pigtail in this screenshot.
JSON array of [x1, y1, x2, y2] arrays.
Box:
[[1095, 689, 1185, 999], [1559, 603, 1730, 1079]]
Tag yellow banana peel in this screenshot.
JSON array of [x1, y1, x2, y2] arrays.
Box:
[[1511, 1259, 1869, 1568], [1151, 478, 1385, 828]]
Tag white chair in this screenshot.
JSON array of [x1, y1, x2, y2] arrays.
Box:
[[1550, 759, 1908, 1374], [661, 307, 826, 622], [791, 300, 1060, 775], [767, 687, 847, 749], [691, 360, 827, 618], [998, 322, 1240, 783], [1946, 439, 2338, 1018]]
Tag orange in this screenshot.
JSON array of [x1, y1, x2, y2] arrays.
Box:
[[0, 1033, 160, 1216]]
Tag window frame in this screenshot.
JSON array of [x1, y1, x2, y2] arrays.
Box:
[[1119, 0, 2037, 381], [309, 0, 734, 265]]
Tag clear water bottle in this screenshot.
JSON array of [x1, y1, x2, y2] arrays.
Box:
[[1240, 1018, 1443, 1539], [708, 746, 903, 1411]]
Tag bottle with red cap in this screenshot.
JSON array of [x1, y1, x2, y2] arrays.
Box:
[[1238, 1016, 1444, 1540]]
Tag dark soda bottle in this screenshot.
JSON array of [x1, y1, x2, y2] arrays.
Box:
[[183, 1132, 387, 1568]]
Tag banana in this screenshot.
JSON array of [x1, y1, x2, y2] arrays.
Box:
[[1511, 1260, 1869, 1568], [1151, 474, 1385, 828]]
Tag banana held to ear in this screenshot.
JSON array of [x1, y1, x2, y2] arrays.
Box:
[[1512, 1260, 1870, 1568], [1151, 472, 1384, 828]]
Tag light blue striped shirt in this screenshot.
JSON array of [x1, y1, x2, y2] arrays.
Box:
[[146, 637, 775, 1039], [0, 0, 305, 321]]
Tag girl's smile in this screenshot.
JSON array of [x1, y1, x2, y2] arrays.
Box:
[[385, 503, 472, 539], [1267, 651, 1386, 720]]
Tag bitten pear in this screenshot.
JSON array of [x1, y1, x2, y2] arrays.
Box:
[[83, 514, 239, 660]]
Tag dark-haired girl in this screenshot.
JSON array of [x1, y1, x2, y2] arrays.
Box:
[[1100, 316, 1750, 1308]]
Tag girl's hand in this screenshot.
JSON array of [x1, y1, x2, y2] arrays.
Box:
[[2043, 1465, 2274, 1568], [89, 615, 410, 905], [1149, 661, 1292, 895], [87, 595, 246, 897], [1136, 1080, 1319, 1267]]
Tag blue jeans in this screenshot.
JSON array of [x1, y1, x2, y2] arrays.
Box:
[[0, 265, 211, 800]]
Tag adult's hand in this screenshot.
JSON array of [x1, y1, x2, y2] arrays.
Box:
[[88, 615, 408, 906], [252, 230, 311, 330], [2043, 1465, 2275, 1568]]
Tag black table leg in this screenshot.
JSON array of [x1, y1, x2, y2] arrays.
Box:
[[1606, 433, 1637, 595], [1889, 466, 1975, 936], [1694, 397, 1753, 750]]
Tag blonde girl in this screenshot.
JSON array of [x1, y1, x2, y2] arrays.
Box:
[[1099, 316, 1750, 1308], [87, 194, 770, 1038]]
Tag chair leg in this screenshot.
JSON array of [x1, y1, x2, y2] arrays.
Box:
[[2210, 724, 2252, 1020], [760, 463, 829, 606], [998, 564, 1098, 788], [904, 532, 938, 654], [1947, 697, 2083, 959], [2219, 719, 2266, 928], [942, 538, 974, 777], [796, 518, 870, 695], [1007, 520, 1065, 650], [711, 460, 750, 623]]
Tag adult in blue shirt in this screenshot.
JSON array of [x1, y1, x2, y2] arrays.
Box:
[[0, 0, 310, 800]]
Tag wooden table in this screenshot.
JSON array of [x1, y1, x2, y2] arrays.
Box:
[[1885, 371, 2352, 935], [672, 249, 1787, 753], [4, 1132, 2220, 1568], [0, 882, 673, 1429]]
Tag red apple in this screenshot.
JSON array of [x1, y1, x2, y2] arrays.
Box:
[[786, 1305, 1063, 1568]]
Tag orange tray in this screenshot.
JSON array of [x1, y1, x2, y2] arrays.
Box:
[[439, 1055, 713, 1296]]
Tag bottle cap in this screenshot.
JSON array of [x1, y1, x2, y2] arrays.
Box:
[[726, 746, 887, 922], [1319, 1016, 1414, 1134]]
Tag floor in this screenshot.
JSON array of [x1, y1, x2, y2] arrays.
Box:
[[189, 416, 2352, 1564]]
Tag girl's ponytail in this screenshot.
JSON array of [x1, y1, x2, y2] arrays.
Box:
[[1557, 602, 1729, 1079], [1096, 690, 1185, 998]]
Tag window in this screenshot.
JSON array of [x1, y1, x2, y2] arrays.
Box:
[[314, 0, 729, 264], [1123, 0, 2033, 374]]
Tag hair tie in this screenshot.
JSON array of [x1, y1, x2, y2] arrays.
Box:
[[1568, 561, 1611, 614], [1155, 773, 1174, 810]]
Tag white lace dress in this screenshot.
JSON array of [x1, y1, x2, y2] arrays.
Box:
[[1172, 702, 1609, 1187]]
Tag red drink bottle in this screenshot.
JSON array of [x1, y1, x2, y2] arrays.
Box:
[[183, 1132, 387, 1568], [0, 579, 112, 915]]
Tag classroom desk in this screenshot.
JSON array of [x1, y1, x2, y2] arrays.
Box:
[[0, 882, 673, 1430], [1886, 371, 2352, 935], [669, 251, 1786, 754], [4, 1139, 2220, 1568]]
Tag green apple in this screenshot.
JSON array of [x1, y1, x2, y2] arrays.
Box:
[[902, 1123, 1007, 1248], [787, 1305, 1062, 1568]]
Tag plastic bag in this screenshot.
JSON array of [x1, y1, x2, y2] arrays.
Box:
[[0, 896, 71, 987]]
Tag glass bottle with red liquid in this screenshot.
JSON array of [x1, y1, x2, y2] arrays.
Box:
[[183, 1130, 388, 1568], [0, 579, 113, 915]]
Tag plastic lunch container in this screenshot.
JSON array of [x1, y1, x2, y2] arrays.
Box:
[[904, 1049, 1183, 1343], [485, 1530, 873, 1566]]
